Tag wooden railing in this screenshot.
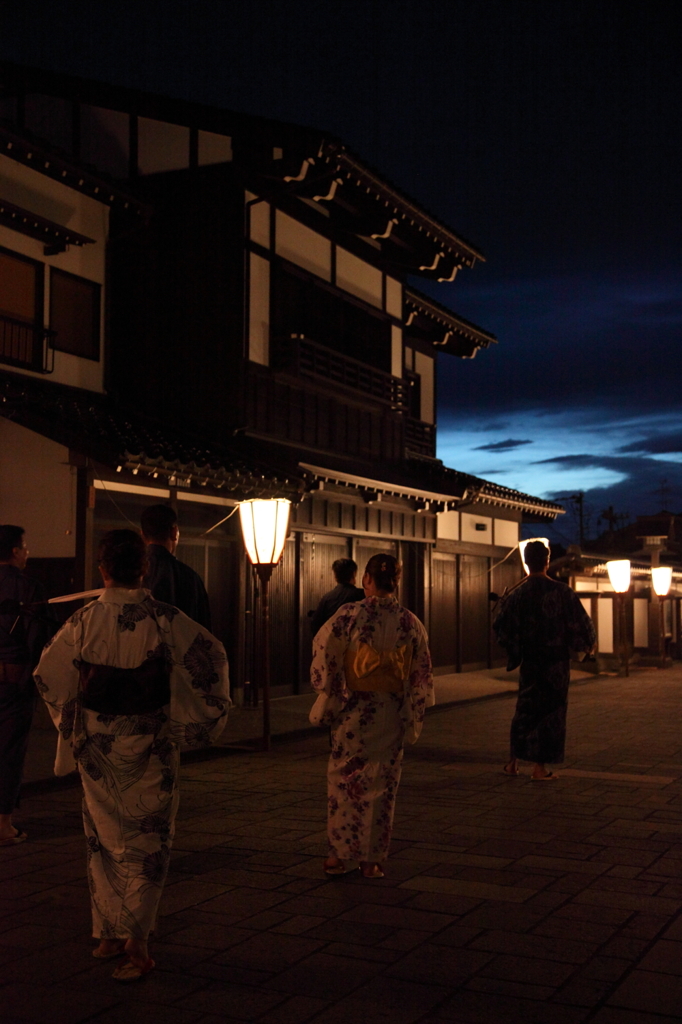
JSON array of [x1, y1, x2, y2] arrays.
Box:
[[0, 314, 53, 373], [404, 417, 436, 457], [274, 334, 409, 410]]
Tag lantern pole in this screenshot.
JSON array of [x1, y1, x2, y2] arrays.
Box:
[[238, 498, 291, 751], [607, 561, 631, 677]]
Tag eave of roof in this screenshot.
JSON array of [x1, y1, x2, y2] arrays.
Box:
[[405, 286, 498, 358], [0, 370, 303, 501], [0, 124, 147, 214], [0, 196, 95, 251]]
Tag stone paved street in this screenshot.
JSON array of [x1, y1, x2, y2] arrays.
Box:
[[4, 668, 682, 1024]]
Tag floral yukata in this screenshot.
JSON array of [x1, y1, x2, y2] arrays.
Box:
[[311, 595, 433, 863], [35, 589, 230, 943]]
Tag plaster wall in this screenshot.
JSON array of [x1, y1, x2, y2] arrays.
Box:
[[0, 418, 76, 557]]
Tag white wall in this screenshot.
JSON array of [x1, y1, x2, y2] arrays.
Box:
[[246, 193, 271, 249], [249, 252, 270, 365], [494, 519, 519, 547], [633, 598, 649, 647], [0, 419, 76, 557], [138, 117, 190, 175], [335, 247, 382, 308], [598, 597, 614, 653], [414, 350, 434, 424], [0, 152, 108, 392], [385, 277, 402, 318], [275, 211, 331, 281], [198, 130, 232, 166], [461, 512, 492, 543], [437, 510, 459, 541], [391, 326, 403, 377]]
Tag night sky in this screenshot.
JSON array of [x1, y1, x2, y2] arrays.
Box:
[[2, 0, 680, 544]]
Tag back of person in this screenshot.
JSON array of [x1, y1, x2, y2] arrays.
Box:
[[140, 504, 211, 630], [310, 558, 364, 635]]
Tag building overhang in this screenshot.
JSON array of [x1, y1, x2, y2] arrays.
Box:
[[404, 287, 498, 359], [0, 196, 96, 254], [0, 370, 303, 503]]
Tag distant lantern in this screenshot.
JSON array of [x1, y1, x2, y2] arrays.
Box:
[[519, 537, 550, 574], [652, 566, 673, 597], [606, 560, 631, 593]]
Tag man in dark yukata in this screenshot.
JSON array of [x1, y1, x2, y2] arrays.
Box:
[[141, 504, 211, 630], [0, 525, 55, 846], [493, 540, 596, 781], [310, 557, 365, 636]]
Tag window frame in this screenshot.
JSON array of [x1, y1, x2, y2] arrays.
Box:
[[49, 266, 101, 362]]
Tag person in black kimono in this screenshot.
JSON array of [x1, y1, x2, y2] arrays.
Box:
[[310, 558, 365, 636], [493, 541, 596, 780], [0, 525, 54, 845], [141, 505, 211, 630]]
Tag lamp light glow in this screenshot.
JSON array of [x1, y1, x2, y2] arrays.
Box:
[[239, 498, 291, 566], [606, 559, 631, 593], [519, 537, 550, 574], [652, 566, 672, 597]]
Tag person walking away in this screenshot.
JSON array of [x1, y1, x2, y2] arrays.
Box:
[[309, 557, 364, 635], [0, 525, 54, 847], [35, 530, 230, 980], [493, 540, 595, 780], [141, 504, 211, 629], [310, 554, 433, 878]]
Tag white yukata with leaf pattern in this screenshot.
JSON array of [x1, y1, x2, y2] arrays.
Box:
[[35, 588, 230, 942], [311, 595, 434, 863]]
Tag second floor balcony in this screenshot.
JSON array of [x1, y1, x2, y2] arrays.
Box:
[[273, 333, 409, 412], [0, 313, 54, 374]]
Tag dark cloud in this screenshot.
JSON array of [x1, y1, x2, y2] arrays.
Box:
[[618, 433, 682, 455], [474, 438, 533, 452]]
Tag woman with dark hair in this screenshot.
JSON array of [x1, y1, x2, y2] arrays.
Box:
[[310, 553, 433, 878], [35, 530, 230, 980]]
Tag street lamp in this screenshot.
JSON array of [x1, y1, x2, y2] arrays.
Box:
[[238, 498, 291, 750], [652, 566, 672, 667], [606, 560, 631, 676]]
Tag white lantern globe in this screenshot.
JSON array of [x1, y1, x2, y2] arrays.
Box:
[[239, 498, 291, 566], [606, 559, 631, 593], [652, 566, 672, 597]]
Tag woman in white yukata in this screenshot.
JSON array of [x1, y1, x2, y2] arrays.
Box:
[[310, 554, 434, 878], [35, 530, 230, 981]]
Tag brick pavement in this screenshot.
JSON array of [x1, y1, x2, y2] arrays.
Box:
[[3, 668, 682, 1024]]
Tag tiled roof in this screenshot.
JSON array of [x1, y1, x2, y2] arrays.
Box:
[[0, 371, 303, 500]]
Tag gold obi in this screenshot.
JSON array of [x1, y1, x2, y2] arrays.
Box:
[[344, 645, 411, 693]]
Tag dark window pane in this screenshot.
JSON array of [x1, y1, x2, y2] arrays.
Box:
[[50, 269, 100, 360], [0, 250, 37, 322]]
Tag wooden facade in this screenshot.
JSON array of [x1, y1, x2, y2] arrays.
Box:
[[0, 62, 565, 695]]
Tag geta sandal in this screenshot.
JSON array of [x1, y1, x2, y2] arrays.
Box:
[[112, 957, 155, 981], [360, 862, 385, 878], [323, 858, 359, 876]]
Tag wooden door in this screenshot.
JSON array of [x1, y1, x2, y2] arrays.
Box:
[[460, 554, 490, 670], [430, 553, 457, 672]]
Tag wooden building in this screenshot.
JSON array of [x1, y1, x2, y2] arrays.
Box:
[[0, 62, 564, 695]]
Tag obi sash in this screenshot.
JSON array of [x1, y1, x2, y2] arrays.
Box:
[[344, 644, 410, 693], [79, 656, 170, 715]]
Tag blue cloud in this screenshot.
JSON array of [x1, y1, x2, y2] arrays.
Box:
[[474, 438, 533, 451]]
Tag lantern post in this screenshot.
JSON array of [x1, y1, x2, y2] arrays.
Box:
[[238, 498, 291, 750], [607, 560, 631, 676]]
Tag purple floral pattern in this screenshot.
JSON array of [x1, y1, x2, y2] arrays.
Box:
[[310, 595, 434, 863]]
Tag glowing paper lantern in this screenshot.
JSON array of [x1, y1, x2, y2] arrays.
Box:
[[519, 537, 550, 574], [606, 560, 631, 593], [239, 499, 291, 566], [651, 566, 672, 597]]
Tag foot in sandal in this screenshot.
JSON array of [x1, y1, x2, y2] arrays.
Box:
[[360, 861, 385, 878]]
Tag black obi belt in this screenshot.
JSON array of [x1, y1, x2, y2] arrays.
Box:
[[79, 656, 171, 716]]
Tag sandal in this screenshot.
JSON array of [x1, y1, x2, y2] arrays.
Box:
[[0, 828, 27, 847], [531, 771, 558, 781], [112, 957, 155, 981], [360, 862, 385, 879], [323, 858, 359, 876], [502, 763, 520, 776], [93, 942, 126, 959]]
